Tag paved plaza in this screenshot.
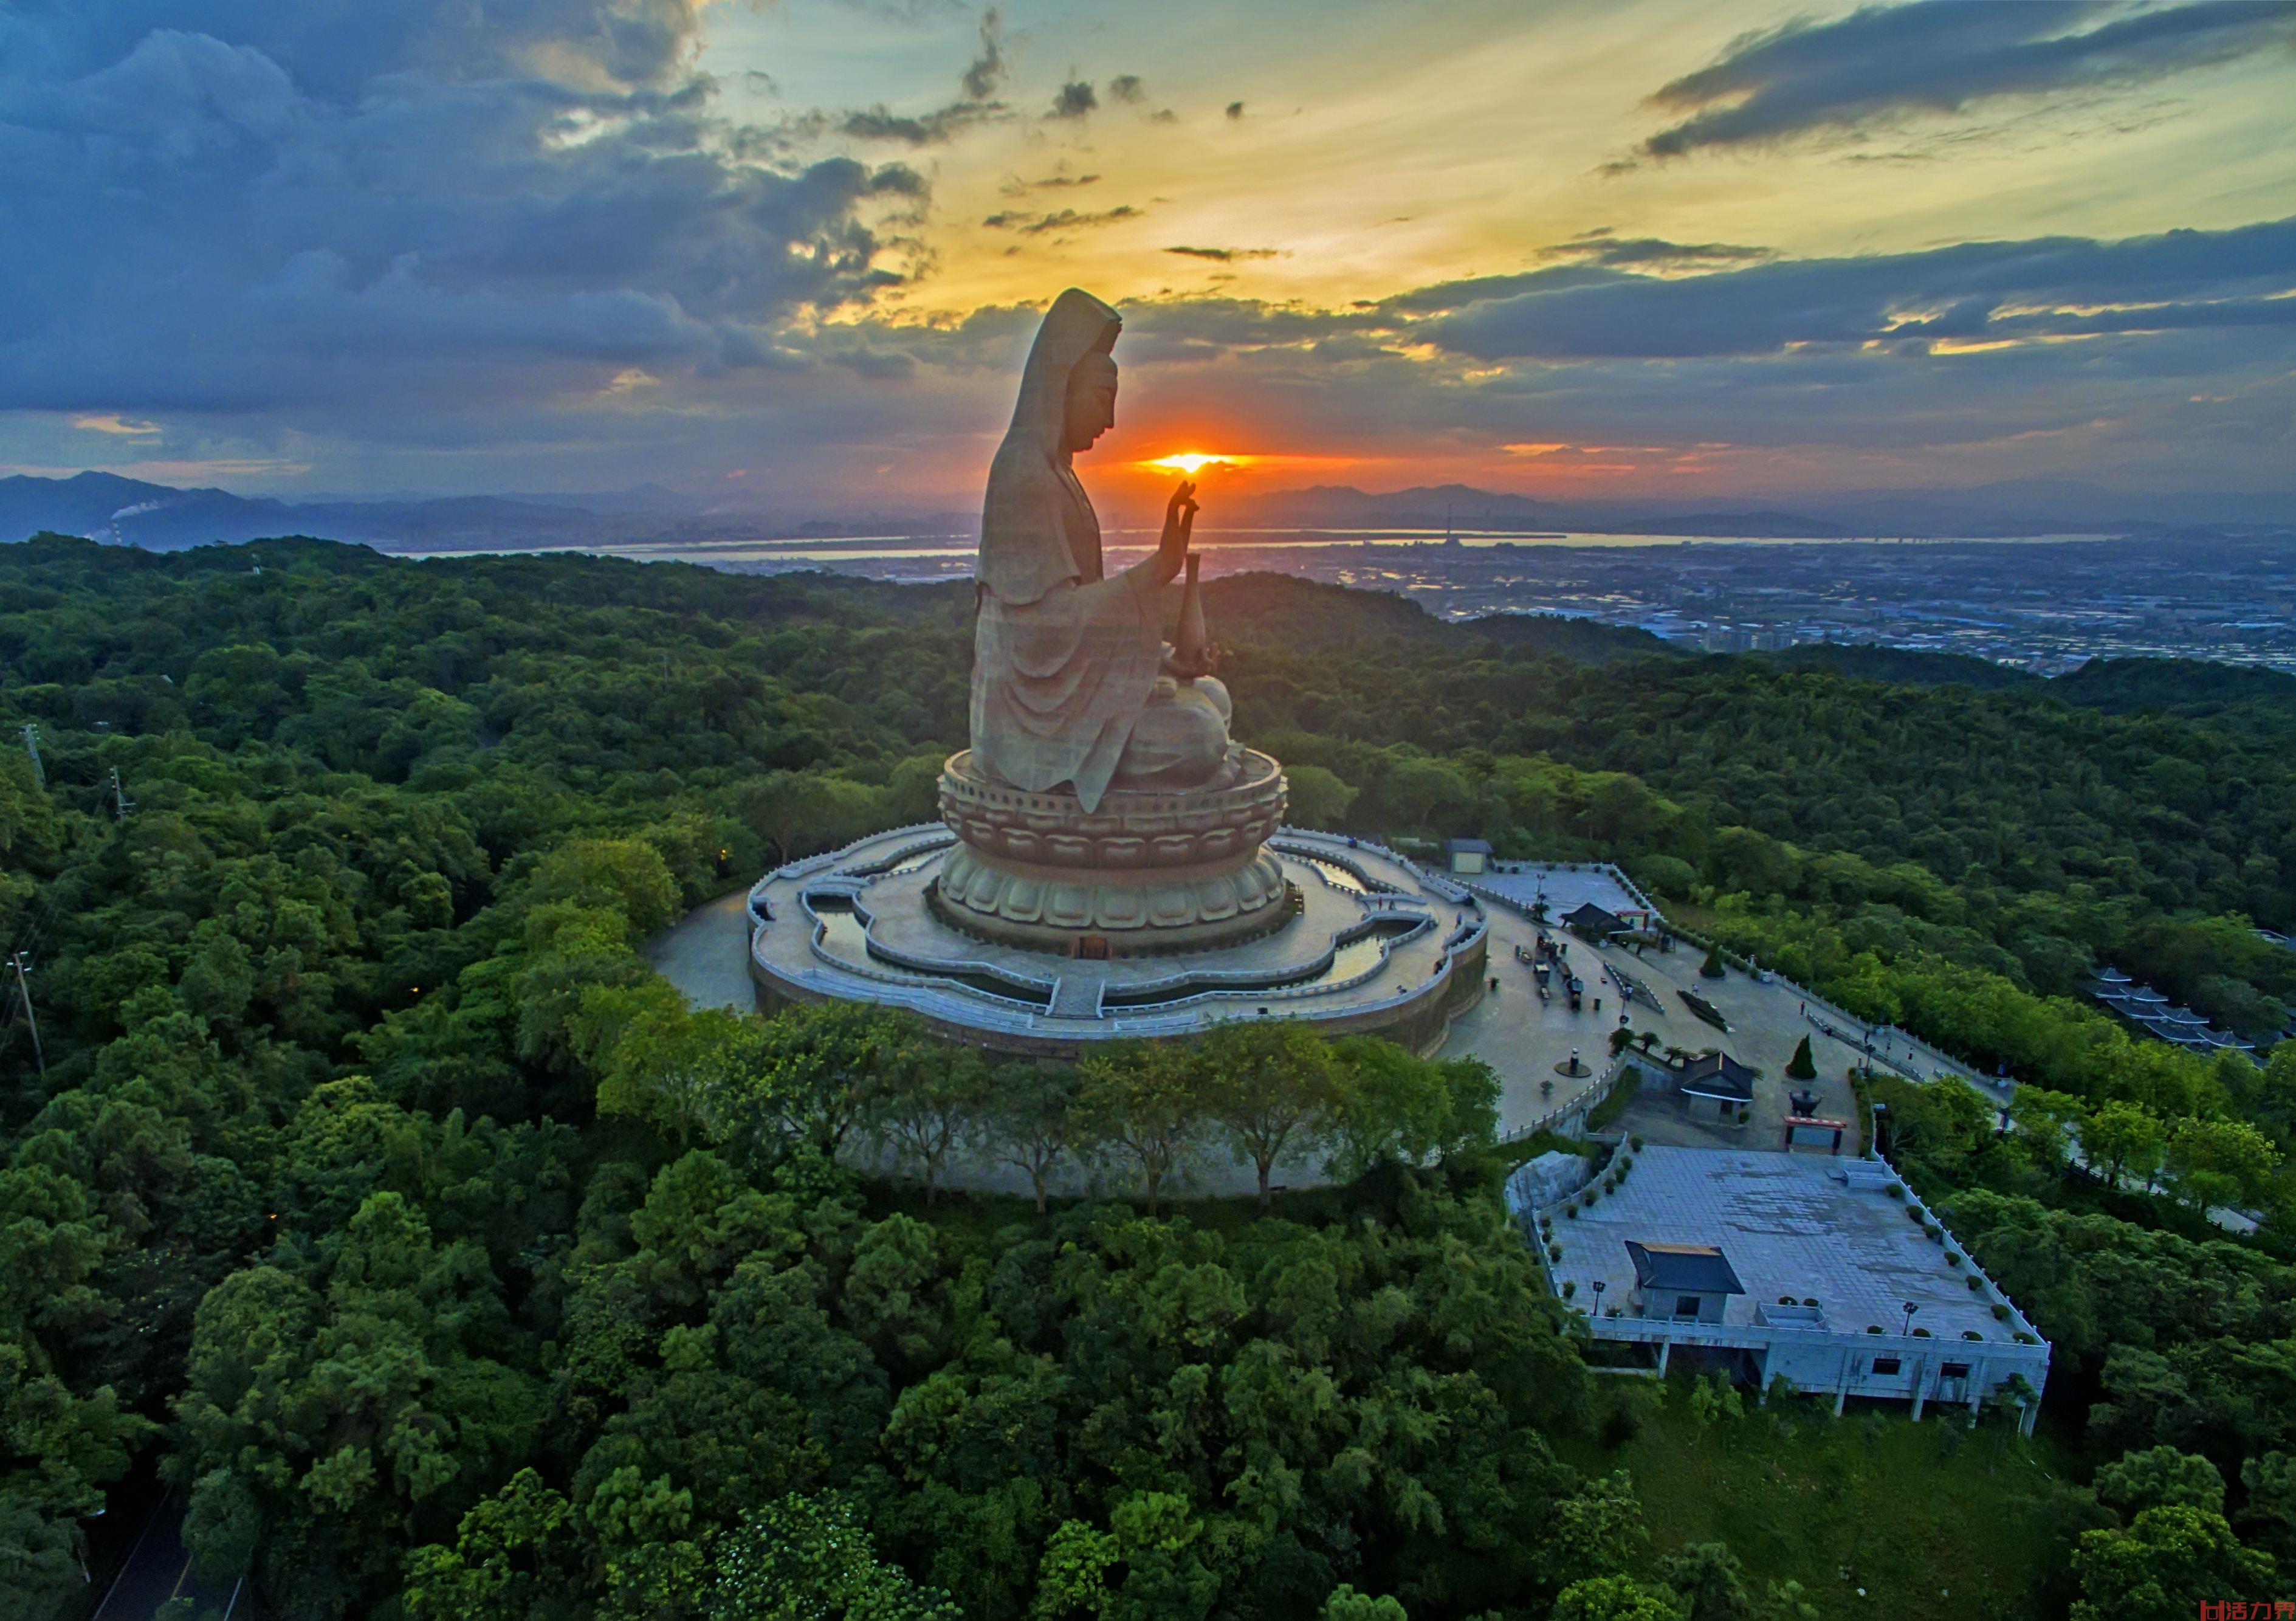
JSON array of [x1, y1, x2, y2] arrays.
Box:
[[650, 828, 1900, 1188], [1444, 904, 1871, 1149]]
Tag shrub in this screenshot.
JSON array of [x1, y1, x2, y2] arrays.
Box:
[[1906, 1206, 1925, 1223], [1962, 1330, 1983, 1341], [1866, 1325, 1883, 1334], [1992, 1303, 2010, 1321], [1802, 1296, 1819, 1307], [1562, 1281, 1576, 1298], [1565, 1206, 1579, 1219], [1778, 1295, 1796, 1306], [1946, 1252, 1962, 1267], [2015, 1331, 2036, 1344], [1885, 1183, 1905, 1199], [1701, 946, 1725, 979], [1913, 1327, 1932, 1338], [1966, 1276, 1984, 1292], [1549, 1244, 1563, 1261], [1630, 1134, 1645, 1151]]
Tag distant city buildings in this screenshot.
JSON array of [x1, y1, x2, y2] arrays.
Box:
[[726, 531, 2296, 675]]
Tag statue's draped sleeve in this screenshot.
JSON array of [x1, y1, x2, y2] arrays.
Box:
[[969, 289, 1163, 814]]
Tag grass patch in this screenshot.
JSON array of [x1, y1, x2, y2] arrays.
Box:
[[1460, 1129, 1597, 1182], [1585, 1072, 1639, 1134], [1562, 1378, 2092, 1620]]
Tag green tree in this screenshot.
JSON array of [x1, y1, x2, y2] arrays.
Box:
[[1074, 1042, 1206, 1214], [876, 1046, 989, 1206], [404, 1468, 579, 1620], [980, 1062, 1079, 1215], [1284, 764, 1358, 831], [2071, 1504, 2275, 1621], [1323, 1038, 1497, 1180], [1784, 1037, 1815, 1081], [2164, 1117, 2280, 1212], [1552, 1575, 1685, 1621], [710, 1493, 958, 1620], [2238, 1451, 2296, 1565], [1193, 1022, 1342, 1208], [2094, 1446, 2226, 1519], [2083, 1101, 2167, 1191]]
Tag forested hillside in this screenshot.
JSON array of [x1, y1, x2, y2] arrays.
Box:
[[2, 533, 2293, 1620]]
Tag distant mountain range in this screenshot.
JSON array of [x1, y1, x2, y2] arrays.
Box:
[[2, 470, 2289, 553], [0, 472, 968, 553]]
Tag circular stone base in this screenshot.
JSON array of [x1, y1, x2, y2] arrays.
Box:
[[933, 748, 1293, 956], [931, 844, 1297, 955], [744, 825, 1491, 1056]]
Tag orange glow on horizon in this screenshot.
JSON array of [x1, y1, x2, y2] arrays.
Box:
[[1143, 452, 1253, 474]]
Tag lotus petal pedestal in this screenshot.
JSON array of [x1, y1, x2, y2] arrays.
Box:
[[933, 748, 1295, 955]]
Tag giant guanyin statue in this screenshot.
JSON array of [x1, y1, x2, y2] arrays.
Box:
[[971, 286, 1231, 813], [936, 289, 1292, 957]]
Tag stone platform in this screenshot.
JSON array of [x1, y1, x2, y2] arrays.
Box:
[[746, 825, 1490, 1056], [934, 747, 1293, 954]]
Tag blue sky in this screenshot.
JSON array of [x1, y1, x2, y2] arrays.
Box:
[[1, 0, 2292, 508]]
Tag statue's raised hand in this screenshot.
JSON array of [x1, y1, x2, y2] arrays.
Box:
[[1157, 480, 1198, 582]]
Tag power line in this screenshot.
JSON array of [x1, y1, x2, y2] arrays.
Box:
[[8, 951, 43, 1078]]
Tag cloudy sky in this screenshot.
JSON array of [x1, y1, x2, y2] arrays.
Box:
[[2, 0, 2293, 511]]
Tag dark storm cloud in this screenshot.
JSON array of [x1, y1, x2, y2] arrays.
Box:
[[1639, 0, 2296, 159], [998, 170, 1099, 194], [1048, 80, 1098, 119], [1535, 230, 1774, 270], [961, 8, 1007, 100], [980, 205, 1139, 234], [840, 100, 1002, 143], [839, 7, 1008, 145], [0, 0, 917, 429], [1107, 74, 1146, 104], [1420, 215, 2296, 360]]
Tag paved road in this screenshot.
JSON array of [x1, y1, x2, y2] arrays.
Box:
[[92, 1495, 238, 1620], [646, 889, 754, 1011]]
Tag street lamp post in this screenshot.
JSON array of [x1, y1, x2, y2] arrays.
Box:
[[1592, 1279, 1607, 1318], [1902, 1301, 1919, 1337]]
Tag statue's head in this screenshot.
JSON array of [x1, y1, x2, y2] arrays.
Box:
[[1063, 351, 1118, 453]]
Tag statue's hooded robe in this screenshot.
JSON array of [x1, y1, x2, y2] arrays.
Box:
[[971, 288, 1163, 813]]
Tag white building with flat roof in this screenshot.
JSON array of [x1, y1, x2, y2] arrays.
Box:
[[1517, 1145, 2049, 1428]]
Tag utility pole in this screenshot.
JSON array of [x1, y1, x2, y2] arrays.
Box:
[[19, 723, 41, 786], [9, 951, 43, 1077], [109, 767, 132, 821]]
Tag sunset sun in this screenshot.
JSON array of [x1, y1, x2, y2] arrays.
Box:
[[1146, 452, 1246, 474]]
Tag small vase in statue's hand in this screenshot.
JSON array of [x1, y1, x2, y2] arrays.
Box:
[[1169, 552, 1214, 680]]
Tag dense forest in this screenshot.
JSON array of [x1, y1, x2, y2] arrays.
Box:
[[2, 532, 2294, 1620]]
